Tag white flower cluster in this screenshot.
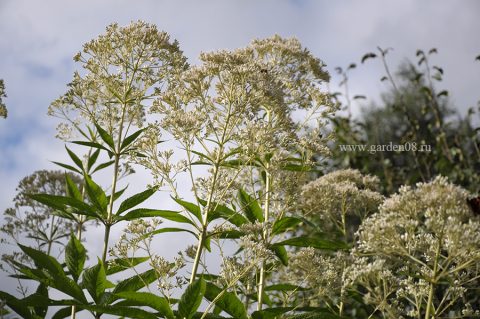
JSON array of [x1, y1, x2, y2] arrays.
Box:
[[351, 176, 480, 317], [301, 169, 383, 239]]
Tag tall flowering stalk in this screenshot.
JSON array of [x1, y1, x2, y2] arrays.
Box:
[[49, 21, 187, 263], [135, 35, 335, 311]]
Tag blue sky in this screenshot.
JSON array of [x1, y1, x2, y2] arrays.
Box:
[[0, 0, 479, 304]]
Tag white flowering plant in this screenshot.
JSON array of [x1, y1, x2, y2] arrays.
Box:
[[1, 21, 480, 319]]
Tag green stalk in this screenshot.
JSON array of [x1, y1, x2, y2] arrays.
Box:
[[71, 173, 88, 319], [189, 162, 220, 284], [96, 106, 126, 319], [189, 102, 233, 284], [257, 110, 272, 311], [46, 215, 56, 256], [425, 241, 441, 319]]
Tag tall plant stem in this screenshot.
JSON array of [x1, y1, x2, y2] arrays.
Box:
[[189, 162, 220, 284], [257, 110, 272, 311], [189, 103, 233, 284], [257, 163, 271, 311], [100, 102, 126, 264], [46, 215, 56, 256], [425, 240, 441, 319]]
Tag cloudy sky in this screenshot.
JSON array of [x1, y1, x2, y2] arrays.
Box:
[[0, 0, 479, 305]]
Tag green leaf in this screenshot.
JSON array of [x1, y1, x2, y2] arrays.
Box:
[[87, 148, 101, 171], [204, 282, 248, 319], [83, 304, 158, 319], [173, 197, 202, 223], [72, 140, 109, 152], [117, 187, 157, 215], [118, 209, 195, 226], [112, 269, 157, 295], [115, 292, 174, 319], [137, 227, 197, 241], [271, 245, 288, 266], [286, 309, 343, 319], [92, 160, 115, 173], [120, 128, 146, 151], [272, 217, 302, 235], [52, 306, 84, 319], [18, 245, 86, 302], [274, 236, 349, 251], [264, 284, 308, 292], [0, 291, 34, 319], [106, 257, 149, 275], [33, 284, 48, 317], [95, 123, 115, 150], [238, 189, 264, 222], [252, 307, 293, 319], [28, 193, 95, 216], [65, 146, 84, 171], [81, 259, 107, 303], [107, 185, 128, 203], [19, 244, 64, 274], [65, 234, 86, 282], [83, 173, 108, 216], [211, 229, 243, 239], [65, 174, 82, 201], [52, 161, 82, 174], [178, 278, 206, 319], [204, 201, 248, 227]]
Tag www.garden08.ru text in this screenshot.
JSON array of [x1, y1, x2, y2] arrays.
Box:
[[339, 142, 432, 154]]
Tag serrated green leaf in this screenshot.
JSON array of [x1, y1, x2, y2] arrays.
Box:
[[107, 185, 128, 203], [272, 217, 302, 235], [87, 148, 101, 171], [120, 128, 146, 151], [52, 161, 82, 174], [204, 282, 248, 319], [173, 197, 202, 223], [178, 278, 206, 319], [117, 187, 157, 215], [65, 174, 82, 201], [106, 257, 149, 275], [83, 173, 108, 216], [264, 284, 308, 292], [117, 209, 195, 226], [204, 200, 248, 227], [286, 309, 343, 319], [252, 307, 293, 319], [83, 304, 158, 319], [65, 146, 84, 171], [52, 306, 84, 319], [18, 245, 86, 302], [72, 140, 109, 152], [115, 292, 174, 319], [94, 123, 115, 150], [65, 234, 86, 282], [112, 269, 157, 295], [81, 259, 107, 303], [238, 189, 264, 222], [33, 284, 48, 317], [271, 245, 288, 265], [137, 227, 197, 242], [92, 160, 115, 173], [0, 291, 34, 319]]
